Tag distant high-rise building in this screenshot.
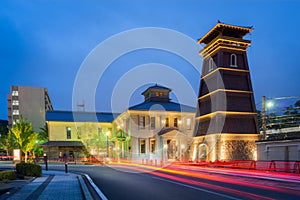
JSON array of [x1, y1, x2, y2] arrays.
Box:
[[7, 86, 53, 132]]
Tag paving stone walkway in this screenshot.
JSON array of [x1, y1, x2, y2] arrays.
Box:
[[8, 171, 83, 200]]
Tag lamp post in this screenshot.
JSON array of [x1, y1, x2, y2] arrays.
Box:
[[106, 131, 110, 159], [97, 127, 101, 160], [262, 96, 267, 140]]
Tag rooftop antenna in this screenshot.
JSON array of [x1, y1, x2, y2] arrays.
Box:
[[77, 100, 85, 111]]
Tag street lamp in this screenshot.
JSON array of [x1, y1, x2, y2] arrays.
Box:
[[106, 131, 110, 159], [262, 96, 268, 140]]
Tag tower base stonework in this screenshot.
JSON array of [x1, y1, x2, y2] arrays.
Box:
[[192, 134, 257, 162]]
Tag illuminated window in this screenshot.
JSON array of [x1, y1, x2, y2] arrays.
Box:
[[12, 100, 19, 105], [139, 116, 145, 129], [150, 117, 155, 129], [186, 118, 191, 130], [174, 118, 178, 127], [155, 92, 159, 96], [12, 91, 18, 96], [208, 58, 214, 72], [66, 127, 71, 139], [165, 117, 169, 127], [12, 110, 19, 115], [13, 119, 20, 125], [150, 139, 155, 153], [230, 54, 237, 67], [140, 139, 146, 154]]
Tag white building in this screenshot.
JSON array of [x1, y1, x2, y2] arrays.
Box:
[[112, 85, 196, 164]]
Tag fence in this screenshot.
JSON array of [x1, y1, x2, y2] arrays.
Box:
[[186, 160, 300, 173]]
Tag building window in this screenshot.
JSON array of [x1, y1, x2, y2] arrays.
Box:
[[186, 118, 191, 130], [150, 139, 155, 153], [12, 90, 18, 96], [13, 119, 20, 125], [140, 139, 146, 154], [165, 117, 169, 127], [174, 118, 178, 128], [150, 117, 155, 129], [230, 54, 237, 67], [12, 110, 19, 115], [12, 100, 19, 105], [208, 58, 214, 72], [139, 116, 145, 129], [66, 127, 71, 139]]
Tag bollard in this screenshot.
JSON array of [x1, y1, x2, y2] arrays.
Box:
[[268, 160, 276, 172], [65, 163, 68, 173], [44, 155, 48, 171]]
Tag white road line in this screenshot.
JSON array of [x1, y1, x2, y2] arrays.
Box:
[[152, 176, 242, 200], [84, 174, 108, 200]]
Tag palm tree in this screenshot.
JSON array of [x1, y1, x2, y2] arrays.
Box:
[[10, 117, 38, 162]]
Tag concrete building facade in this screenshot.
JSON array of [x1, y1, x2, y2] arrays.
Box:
[[7, 85, 53, 132]]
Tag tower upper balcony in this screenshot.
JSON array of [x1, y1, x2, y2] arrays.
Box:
[[198, 22, 253, 59]]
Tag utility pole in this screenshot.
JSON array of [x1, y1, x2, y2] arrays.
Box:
[[262, 96, 267, 140]]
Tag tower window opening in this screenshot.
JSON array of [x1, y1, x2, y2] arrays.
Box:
[[230, 54, 237, 67]]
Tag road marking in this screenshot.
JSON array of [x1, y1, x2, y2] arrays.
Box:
[[152, 176, 242, 200], [84, 174, 109, 200]]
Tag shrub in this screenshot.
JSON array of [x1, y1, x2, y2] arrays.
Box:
[[0, 170, 16, 180], [16, 163, 42, 177]]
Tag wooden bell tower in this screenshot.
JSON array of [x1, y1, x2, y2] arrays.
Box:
[[192, 22, 259, 161]]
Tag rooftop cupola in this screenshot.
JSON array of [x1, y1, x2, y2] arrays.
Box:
[[141, 84, 171, 102]]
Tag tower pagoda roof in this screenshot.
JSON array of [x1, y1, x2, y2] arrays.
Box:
[[198, 22, 253, 44]]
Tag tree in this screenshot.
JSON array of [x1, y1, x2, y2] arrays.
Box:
[[38, 124, 49, 141], [295, 100, 300, 108], [0, 128, 17, 156], [10, 117, 38, 162], [33, 124, 49, 157]]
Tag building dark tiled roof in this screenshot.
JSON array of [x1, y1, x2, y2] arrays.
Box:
[[141, 84, 171, 95], [129, 101, 196, 112], [46, 111, 119, 123], [40, 141, 84, 147]]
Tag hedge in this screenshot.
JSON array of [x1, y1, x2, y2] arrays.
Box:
[[16, 163, 42, 177], [0, 170, 16, 180]]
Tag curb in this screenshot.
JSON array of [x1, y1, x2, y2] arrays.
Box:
[[83, 174, 108, 200], [78, 175, 93, 200]]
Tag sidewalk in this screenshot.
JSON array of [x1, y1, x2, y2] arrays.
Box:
[[6, 170, 91, 200]]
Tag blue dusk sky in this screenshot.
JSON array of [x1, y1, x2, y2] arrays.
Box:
[[1, 0, 300, 119]]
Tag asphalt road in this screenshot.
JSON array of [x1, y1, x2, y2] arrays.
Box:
[[1, 162, 300, 200], [42, 164, 300, 200]]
